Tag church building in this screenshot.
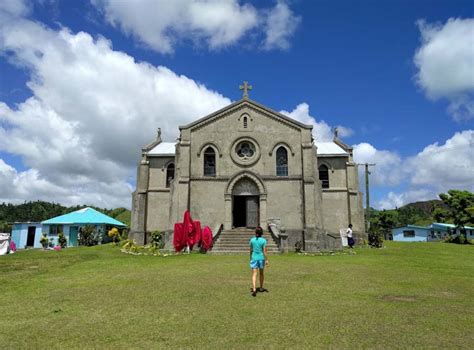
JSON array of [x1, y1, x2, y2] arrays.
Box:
[[130, 83, 365, 251]]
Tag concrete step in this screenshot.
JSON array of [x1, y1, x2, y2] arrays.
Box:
[[212, 229, 280, 254]]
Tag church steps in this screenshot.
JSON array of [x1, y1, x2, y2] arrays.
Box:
[[211, 229, 280, 254]]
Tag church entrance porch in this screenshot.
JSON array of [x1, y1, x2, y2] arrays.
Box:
[[233, 195, 259, 228]]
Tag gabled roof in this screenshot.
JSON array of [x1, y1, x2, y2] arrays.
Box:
[[315, 142, 348, 156], [148, 142, 176, 156], [42, 207, 126, 227], [179, 98, 313, 130]]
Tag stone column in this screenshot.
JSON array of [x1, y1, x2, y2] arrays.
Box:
[[130, 155, 149, 245], [224, 194, 232, 230], [259, 194, 267, 228]]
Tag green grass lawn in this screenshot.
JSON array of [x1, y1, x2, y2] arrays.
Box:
[[1, 242, 473, 349]]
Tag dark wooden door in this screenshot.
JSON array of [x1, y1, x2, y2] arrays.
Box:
[[26, 226, 36, 247], [246, 196, 259, 228]]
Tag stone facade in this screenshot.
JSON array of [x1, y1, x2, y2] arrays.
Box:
[[130, 96, 365, 251]]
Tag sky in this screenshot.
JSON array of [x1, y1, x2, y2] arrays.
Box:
[[0, 0, 473, 210]]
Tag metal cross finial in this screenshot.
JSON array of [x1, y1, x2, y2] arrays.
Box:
[[239, 81, 252, 98]]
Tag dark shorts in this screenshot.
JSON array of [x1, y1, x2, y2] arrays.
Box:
[[348, 237, 355, 246]]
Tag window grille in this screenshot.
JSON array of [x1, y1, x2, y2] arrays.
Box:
[[276, 147, 288, 176], [319, 165, 329, 188], [204, 147, 216, 176], [166, 163, 175, 188]]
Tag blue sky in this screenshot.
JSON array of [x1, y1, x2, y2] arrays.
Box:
[[0, 0, 473, 209]]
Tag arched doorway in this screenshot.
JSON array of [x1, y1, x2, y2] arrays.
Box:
[[232, 178, 259, 228]]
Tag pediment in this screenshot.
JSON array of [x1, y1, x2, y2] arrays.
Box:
[[179, 98, 312, 132]]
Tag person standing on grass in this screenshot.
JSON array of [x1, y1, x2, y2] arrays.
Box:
[[249, 226, 268, 297], [347, 224, 354, 248]]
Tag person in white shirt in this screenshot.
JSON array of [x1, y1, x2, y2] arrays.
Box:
[[346, 224, 354, 248]]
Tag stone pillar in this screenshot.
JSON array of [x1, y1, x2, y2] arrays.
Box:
[[259, 194, 267, 228], [175, 135, 191, 221], [224, 194, 232, 230], [279, 231, 289, 253], [130, 156, 149, 245]]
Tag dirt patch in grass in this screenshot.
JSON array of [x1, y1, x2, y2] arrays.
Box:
[[382, 295, 417, 302]]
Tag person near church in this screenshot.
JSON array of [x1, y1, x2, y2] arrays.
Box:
[[249, 226, 268, 297], [346, 224, 354, 248]]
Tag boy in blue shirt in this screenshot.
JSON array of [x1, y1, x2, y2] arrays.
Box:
[[249, 226, 268, 297]]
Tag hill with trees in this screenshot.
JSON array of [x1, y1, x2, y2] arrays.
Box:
[[368, 190, 474, 236]]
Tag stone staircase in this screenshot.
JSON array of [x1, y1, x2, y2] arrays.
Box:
[[211, 228, 280, 254]]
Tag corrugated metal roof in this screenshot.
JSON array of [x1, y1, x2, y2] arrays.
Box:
[[147, 142, 176, 155], [41, 207, 126, 227], [316, 142, 348, 155], [432, 222, 474, 230]]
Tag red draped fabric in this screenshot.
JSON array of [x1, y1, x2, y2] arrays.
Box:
[[173, 211, 208, 252], [173, 223, 186, 252], [188, 221, 202, 250], [201, 226, 213, 251]]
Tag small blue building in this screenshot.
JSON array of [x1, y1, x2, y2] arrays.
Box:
[[11, 222, 43, 249], [11, 207, 127, 249], [42, 207, 127, 247], [391, 223, 474, 242]]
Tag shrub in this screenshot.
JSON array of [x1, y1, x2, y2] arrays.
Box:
[[444, 234, 472, 245], [150, 230, 165, 249], [295, 240, 303, 253], [58, 232, 67, 248], [119, 228, 129, 241], [39, 234, 48, 249], [108, 227, 119, 243], [368, 231, 384, 248], [78, 225, 99, 246]]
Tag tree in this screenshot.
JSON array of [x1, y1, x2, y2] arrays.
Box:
[[439, 190, 474, 228]]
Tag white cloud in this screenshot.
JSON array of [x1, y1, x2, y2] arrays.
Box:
[[414, 18, 474, 120], [0, 158, 131, 207], [406, 130, 474, 190], [92, 0, 300, 53], [376, 189, 436, 210], [280, 102, 353, 142], [352, 143, 403, 186], [370, 130, 474, 209], [263, 0, 301, 50], [0, 14, 230, 208], [0, 0, 30, 18]]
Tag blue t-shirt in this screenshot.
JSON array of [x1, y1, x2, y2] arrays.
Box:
[[249, 237, 267, 261]]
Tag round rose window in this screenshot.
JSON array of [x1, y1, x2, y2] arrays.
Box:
[[236, 141, 255, 159], [230, 138, 260, 166]]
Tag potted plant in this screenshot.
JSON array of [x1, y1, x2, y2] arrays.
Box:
[[39, 234, 49, 249]]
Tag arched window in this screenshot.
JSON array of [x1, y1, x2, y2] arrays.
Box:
[[276, 147, 288, 176], [166, 163, 175, 188], [319, 164, 329, 188], [204, 147, 216, 176], [243, 116, 248, 128]]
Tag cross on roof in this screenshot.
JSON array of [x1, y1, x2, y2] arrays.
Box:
[[239, 81, 252, 98]]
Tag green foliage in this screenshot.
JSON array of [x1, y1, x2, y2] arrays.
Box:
[[295, 240, 303, 253], [39, 234, 48, 248], [108, 227, 119, 243], [150, 230, 165, 249], [78, 225, 99, 246], [58, 232, 67, 248], [444, 234, 472, 245], [439, 190, 474, 228], [368, 231, 384, 248]]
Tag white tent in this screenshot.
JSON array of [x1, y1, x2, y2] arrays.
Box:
[[0, 233, 10, 255]]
